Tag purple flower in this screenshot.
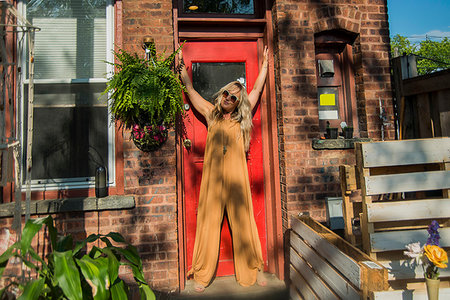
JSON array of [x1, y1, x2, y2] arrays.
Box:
[[427, 220, 441, 246]]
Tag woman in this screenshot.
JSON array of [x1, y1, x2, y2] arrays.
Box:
[[179, 46, 269, 292]]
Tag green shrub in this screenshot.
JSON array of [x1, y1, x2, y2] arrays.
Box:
[[0, 216, 155, 300]]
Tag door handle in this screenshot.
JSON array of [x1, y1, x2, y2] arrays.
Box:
[[183, 139, 192, 148]]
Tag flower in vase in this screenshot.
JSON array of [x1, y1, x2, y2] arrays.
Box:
[[424, 245, 448, 270], [404, 220, 449, 280]]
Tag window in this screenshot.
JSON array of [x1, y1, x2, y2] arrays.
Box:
[[315, 31, 358, 135], [21, 0, 114, 189], [182, 0, 255, 15]]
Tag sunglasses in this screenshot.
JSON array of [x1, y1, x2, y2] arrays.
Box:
[[223, 90, 239, 103]]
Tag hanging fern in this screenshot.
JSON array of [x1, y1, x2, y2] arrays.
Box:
[[102, 43, 185, 130]]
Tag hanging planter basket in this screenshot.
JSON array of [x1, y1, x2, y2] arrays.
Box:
[[132, 123, 169, 152], [102, 41, 185, 153]]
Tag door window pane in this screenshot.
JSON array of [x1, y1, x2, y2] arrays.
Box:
[[192, 62, 246, 103], [183, 0, 254, 15]]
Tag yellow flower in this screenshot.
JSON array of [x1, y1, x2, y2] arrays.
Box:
[[424, 245, 448, 269]]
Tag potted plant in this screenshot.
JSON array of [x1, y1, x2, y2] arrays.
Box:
[[325, 121, 338, 139], [102, 40, 185, 152], [340, 121, 354, 139]]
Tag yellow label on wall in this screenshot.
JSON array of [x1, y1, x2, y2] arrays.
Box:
[[319, 94, 336, 106]]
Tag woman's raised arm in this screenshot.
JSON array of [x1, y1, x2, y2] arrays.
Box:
[[179, 50, 214, 119], [248, 46, 269, 110]]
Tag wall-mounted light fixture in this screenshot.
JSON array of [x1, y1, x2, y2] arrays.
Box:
[[95, 166, 107, 198]]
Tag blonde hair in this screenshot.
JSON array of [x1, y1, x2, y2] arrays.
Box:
[[209, 81, 252, 151]]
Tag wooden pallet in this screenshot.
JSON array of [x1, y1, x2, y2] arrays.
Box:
[[339, 164, 361, 246], [289, 215, 387, 300], [353, 137, 450, 299]]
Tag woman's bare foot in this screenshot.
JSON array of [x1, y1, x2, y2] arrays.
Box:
[[256, 270, 267, 287], [194, 281, 206, 293]]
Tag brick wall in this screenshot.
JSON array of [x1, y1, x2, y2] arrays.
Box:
[[120, 0, 179, 292], [272, 0, 395, 229]]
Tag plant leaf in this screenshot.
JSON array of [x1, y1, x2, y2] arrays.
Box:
[[0, 244, 16, 278], [56, 234, 74, 252], [110, 280, 129, 300], [102, 248, 119, 284], [114, 245, 141, 268], [73, 234, 100, 256], [105, 232, 126, 243], [76, 255, 110, 300], [20, 216, 50, 254], [54, 250, 83, 300], [130, 264, 146, 284], [139, 284, 156, 300], [17, 278, 45, 300]]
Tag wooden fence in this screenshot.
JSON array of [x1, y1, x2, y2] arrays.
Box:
[[391, 57, 450, 139]]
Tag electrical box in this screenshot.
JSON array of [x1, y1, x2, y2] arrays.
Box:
[[325, 197, 344, 230]]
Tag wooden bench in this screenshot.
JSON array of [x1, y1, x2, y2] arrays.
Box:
[[354, 137, 450, 298], [289, 215, 388, 300]]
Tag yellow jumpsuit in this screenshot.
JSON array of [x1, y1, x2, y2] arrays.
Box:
[[187, 118, 264, 287]]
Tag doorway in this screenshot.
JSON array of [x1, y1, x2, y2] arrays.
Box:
[[181, 40, 267, 278]]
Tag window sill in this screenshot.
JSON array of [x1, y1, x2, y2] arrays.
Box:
[[0, 195, 135, 218], [312, 138, 372, 150]]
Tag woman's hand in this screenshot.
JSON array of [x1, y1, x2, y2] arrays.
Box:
[[262, 46, 269, 65], [248, 45, 270, 110], [178, 46, 214, 119]]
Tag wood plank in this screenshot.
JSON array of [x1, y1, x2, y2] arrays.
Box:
[[291, 217, 362, 288], [378, 260, 450, 281], [402, 68, 450, 96], [370, 227, 450, 252], [290, 265, 316, 300], [289, 284, 304, 300], [371, 287, 450, 300], [364, 170, 450, 195], [359, 138, 450, 168], [367, 199, 450, 222], [290, 248, 338, 300], [290, 232, 361, 299]]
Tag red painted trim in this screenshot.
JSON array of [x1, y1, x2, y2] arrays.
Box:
[[262, 2, 284, 280], [173, 5, 186, 292], [113, 0, 124, 195]]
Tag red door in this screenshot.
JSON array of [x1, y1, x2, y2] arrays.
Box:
[[182, 41, 266, 277]]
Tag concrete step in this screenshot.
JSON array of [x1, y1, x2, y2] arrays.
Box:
[[170, 273, 288, 300]]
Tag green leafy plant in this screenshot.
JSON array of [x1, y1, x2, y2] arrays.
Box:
[[102, 43, 185, 130], [0, 216, 155, 300]]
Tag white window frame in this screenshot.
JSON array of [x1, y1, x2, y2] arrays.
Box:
[[17, 0, 115, 191]]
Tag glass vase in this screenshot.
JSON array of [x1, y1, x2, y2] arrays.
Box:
[[425, 277, 440, 300]]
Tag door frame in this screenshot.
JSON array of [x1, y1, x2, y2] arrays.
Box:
[[173, 2, 282, 290]]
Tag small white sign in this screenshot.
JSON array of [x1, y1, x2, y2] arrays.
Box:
[[319, 110, 338, 120], [361, 261, 383, 269]]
